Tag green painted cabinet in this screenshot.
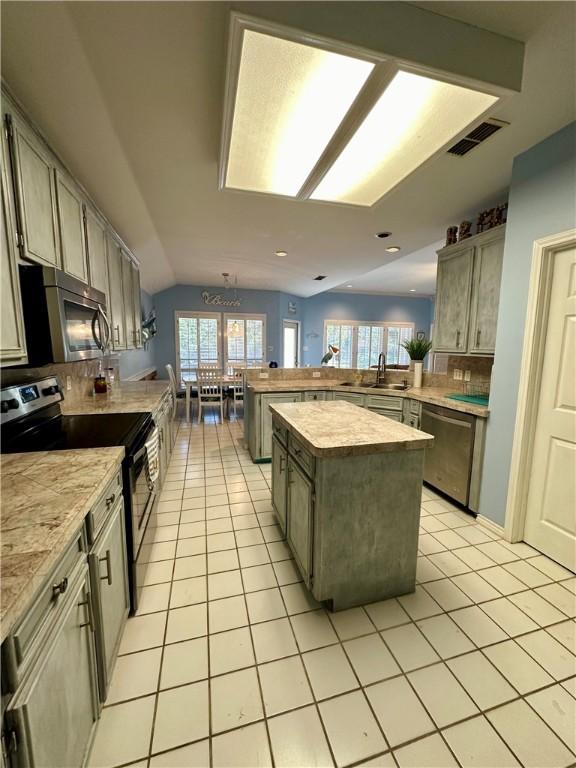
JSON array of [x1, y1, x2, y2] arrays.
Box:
[[85, 205, 109, 298], [106, 235, 126, 350], [303, 391, 328, 401], [260, 392, 302, 460], [433, 246, 474, 352], [55, 170, 88, 282], [271, 435, 288, 534], [287, 457, 314, 586]]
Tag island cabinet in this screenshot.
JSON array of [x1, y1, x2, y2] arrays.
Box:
[[270, 401, 433, 610], [245, 387, 303, 462], [2, 535, 100, 768], [433, 225, 505, 355]]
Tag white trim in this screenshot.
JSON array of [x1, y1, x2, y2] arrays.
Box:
[[282, 319, 301, 368], [174, 310, 222, 383], [123, 366, 157, 382], [323, 319, 415, 368], [504, 228, 576, 543], [476, 514, 505, 538]]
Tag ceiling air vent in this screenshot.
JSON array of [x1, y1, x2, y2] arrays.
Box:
[[314, 275, 327, 281], [447, 119, 509, 156]]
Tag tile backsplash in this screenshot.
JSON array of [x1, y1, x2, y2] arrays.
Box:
[[1, 358, 117, 399]]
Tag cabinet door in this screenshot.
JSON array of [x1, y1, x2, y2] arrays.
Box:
[[1, 141, 27, 365], [106, 235, 126, 350], [433, 247, 474, 353], [303, 391, 327, 401], [122, 252, 136, 349], [260, 393, 302, 459], [287, 458, 313, 584], [131, 262, 143, 348], [55, 171, 88, 281], [85, 206, 108, 297], [468, 236, 504, 354], [4, 569, 99, 768], [7, 115, 60, 268], [272, 436, 288, 534], [90, 501, 129, 698], [333, 392, 364, 406]]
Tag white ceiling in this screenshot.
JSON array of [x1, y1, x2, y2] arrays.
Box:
[[1, 2, 575, 297]]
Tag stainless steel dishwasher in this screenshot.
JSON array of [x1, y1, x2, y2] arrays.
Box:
[[421, 403, 476, 506]]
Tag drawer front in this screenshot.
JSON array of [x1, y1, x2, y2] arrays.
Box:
[[367, 408, 403, 422], [407, 414, 420, 429], [365, 394, 403, 411], [89, 469, 123, 544], [3, 531, 86, 689], [303, 391, 327, 401], [409, 399, 422, 416], [288, 434, 315, 476], [272, 420, 288, 447], [333, 392, 364, 405]]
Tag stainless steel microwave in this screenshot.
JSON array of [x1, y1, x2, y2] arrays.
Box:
[[18, 265, 111, 365]]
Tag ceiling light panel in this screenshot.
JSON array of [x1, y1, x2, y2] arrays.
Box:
[[310, 71, 498, 206], [225, 30, 374, 197]]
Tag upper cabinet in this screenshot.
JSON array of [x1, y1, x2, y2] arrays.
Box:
[[85, 204, 108, 298], [106, 235, 127, 351], [121, 250, 136, 349], [1, 135, 27, 365], [130, 261, 143, 349], [55, 170, 88, 282], [433, 226, 505, 356], [5, 114, 60, 268]]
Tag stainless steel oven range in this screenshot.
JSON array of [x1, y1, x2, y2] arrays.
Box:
[[0, 376, 157, 613]]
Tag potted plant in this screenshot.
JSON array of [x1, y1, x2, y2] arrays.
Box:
[[401, 337, 432, 388]]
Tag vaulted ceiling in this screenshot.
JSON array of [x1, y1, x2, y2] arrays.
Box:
[[1, 1, 574, 297]]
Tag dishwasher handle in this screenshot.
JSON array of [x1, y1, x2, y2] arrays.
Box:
[[422, 408, 473, 429]]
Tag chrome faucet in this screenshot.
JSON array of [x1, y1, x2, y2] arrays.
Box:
[[376, 353, 386, 385]]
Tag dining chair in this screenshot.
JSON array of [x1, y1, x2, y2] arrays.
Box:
[[196, 368, 225, 423], [231, 367, 245, 418], [165, 364, 187, 420]]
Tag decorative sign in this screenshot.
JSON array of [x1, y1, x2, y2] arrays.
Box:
[[202, 291, 242, 308], [288, 301, 297, 314]]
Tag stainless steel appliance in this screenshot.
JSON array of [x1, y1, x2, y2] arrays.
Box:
[[18, 265, 110, 365], [421, 403, 476, 507], [0, 376, 156, 612]]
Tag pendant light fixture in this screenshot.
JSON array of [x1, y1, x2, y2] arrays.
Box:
[[223, 273, 243, 338]]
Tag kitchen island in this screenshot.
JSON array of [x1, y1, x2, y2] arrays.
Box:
[[270, 401, 434, 610]]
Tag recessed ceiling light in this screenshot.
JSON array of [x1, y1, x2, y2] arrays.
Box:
[[409, 289, 416, 292], [385, 246, 401, 253], [346, 284, 353, 288], [275, 250, 288, 257]]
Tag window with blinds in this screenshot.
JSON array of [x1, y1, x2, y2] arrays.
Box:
[[323, 320, 414, 368], [175, 312, 221, 381], [224, 314, 266, 369]]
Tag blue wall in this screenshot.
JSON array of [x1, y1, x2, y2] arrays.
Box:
[[153, 285, 304, 377], [150, 283, 432, 375], [119, 289, 157, 380], [301, 292, 434, 365], [479, 122, 576, 526]]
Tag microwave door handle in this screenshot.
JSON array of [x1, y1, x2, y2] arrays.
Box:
[[98, 305, 111, 350], [91, 309, 104, 351]]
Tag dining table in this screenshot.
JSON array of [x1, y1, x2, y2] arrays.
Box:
[[183, 374, 237, 422]]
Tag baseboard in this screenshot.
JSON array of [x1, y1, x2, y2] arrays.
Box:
[[477, 514, 505, 539]]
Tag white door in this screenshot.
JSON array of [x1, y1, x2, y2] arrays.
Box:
[[523, 244, 576, 570], [283, 321, 299, 368]]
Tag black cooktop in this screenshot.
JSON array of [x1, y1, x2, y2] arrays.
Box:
[[1, 411, 151, 454]]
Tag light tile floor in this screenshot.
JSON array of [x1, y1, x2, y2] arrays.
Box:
[[89, 417, 576, 768]]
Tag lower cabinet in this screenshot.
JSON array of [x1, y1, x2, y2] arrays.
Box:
[[259, 393, 302, 460], [287, 457, 313, 585], [367, 407, 403, 422], [3, 563, 99, 768], [271, 435, 288, 534], [303, 391, 327, 401], [333, 392, 364, 406], [88, 500, 129, 700]]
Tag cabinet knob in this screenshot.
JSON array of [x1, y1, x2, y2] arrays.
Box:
[[52, 577, 68, 599], [105, 493, 116, 508]]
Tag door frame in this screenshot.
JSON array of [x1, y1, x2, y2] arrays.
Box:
[[505, 228, 576, 543], [282, 319, 301, 368]]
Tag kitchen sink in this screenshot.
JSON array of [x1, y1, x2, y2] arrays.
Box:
[[368, 383, 409, 391]]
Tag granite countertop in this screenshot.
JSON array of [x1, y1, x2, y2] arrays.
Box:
[[247, 380, 488, 417], [270, 401, 434, 458], [0, 447, 124, 643], [61, 380, 170, 416]]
